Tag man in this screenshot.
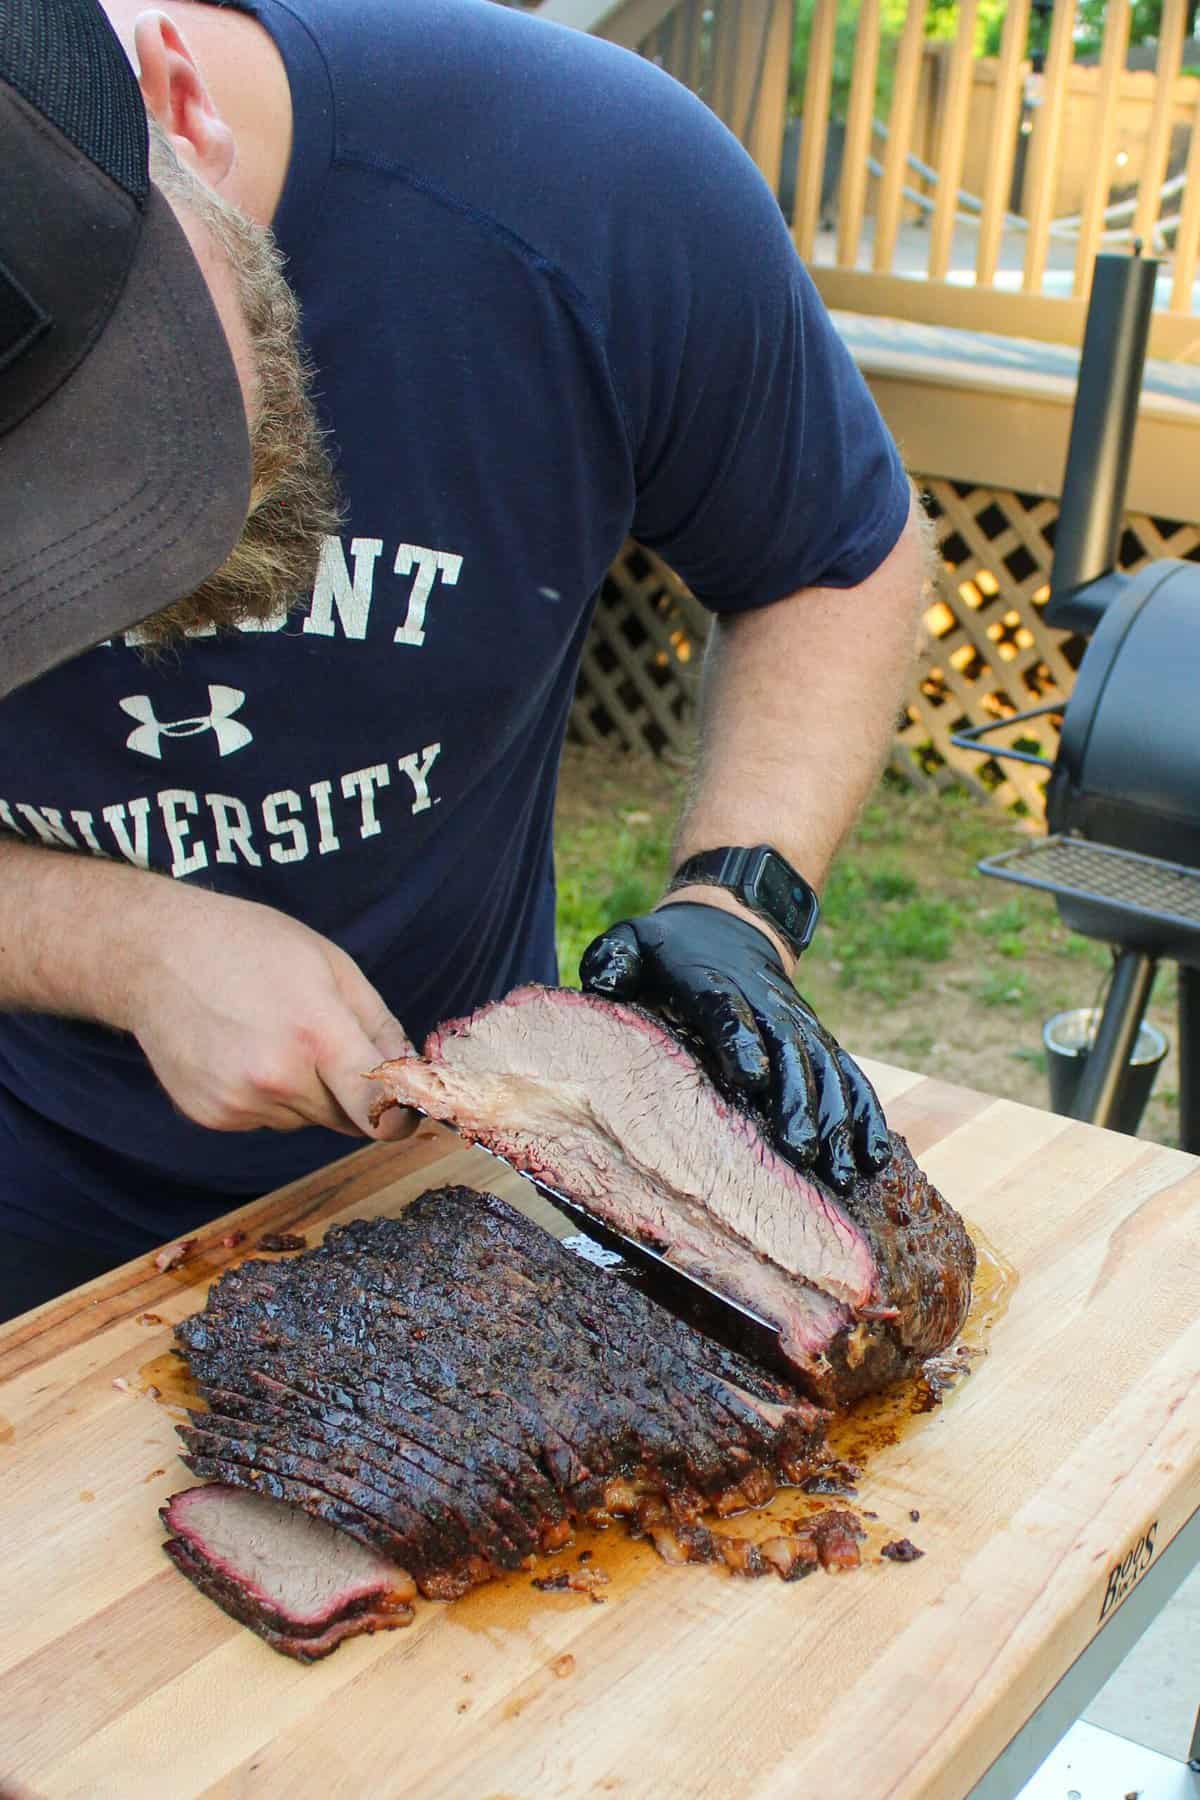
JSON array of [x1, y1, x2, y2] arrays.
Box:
[[0, 0, 925, 1320]]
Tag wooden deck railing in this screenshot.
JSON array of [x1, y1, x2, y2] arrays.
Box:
[[794, 0, 1200, 361]]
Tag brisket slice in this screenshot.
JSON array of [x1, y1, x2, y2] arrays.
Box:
[[168, 1186, 827, 1630], [368, 986, 976, 1406], [160, 1485, 416, 1661]]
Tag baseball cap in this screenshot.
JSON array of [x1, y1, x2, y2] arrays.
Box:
[[0, 0, 252, 700]]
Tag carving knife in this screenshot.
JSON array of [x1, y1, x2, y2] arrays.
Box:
[[468, 1140, 787, 1374], [393, 1108, 789, 1375]]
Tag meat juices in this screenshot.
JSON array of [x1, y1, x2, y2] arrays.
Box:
[[166, 1187, 829, 1649], [369, 986, 976, 1406]]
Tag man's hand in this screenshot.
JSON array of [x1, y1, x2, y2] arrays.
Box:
[[122, 886, 417, 1138], [580, 901, 889, 1193]]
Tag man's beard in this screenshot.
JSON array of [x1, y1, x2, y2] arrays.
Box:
[[138, 124, 340, 647]]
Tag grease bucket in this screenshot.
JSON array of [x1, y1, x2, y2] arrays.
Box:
[[1043, 1006, 1168, 1135]]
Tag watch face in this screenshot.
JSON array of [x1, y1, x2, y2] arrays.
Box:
[[749, 851, 818, 948]]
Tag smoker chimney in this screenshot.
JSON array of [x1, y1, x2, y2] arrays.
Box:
[[1045, 248, 1159, 634]]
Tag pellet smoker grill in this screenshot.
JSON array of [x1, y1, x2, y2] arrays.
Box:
[[952, 252, 1200, 1148]]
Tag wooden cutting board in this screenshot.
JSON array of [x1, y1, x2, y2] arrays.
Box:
[[2, 1059, 1199, 1800]]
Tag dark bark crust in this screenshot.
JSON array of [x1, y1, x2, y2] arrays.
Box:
[[168, 1187, 828, 1620]]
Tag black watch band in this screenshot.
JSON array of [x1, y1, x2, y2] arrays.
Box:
[[667, 844, 821, 957]]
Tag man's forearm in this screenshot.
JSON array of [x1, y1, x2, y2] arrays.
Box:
[[585, 497, 928, 1178], [0, 837, 415, 1136], [670, 494, 929, 908], [0, 838, 164, 1026]]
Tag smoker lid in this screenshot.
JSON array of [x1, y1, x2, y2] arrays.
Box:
[[1053, 558, 1200, 844]]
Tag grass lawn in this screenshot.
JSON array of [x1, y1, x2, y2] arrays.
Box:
[[554, 743, 1180, 1148]]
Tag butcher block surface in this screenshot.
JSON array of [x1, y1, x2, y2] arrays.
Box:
[[2, 1060, 1199, 1800]]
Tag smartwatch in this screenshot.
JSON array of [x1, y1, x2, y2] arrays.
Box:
[[667, 844, 821, 958]]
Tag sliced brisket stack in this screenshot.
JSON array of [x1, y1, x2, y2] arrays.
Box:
[[369, 986, 976, 1407], [165, 1186, 828, 1654], [161, 1486, 418, 1661]]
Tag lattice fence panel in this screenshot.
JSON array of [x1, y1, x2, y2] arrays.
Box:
[[900, 483, 1071, 817], [572, 543, 711, 755], [903, 484, 1200, 814], [570, 486, 1200, 816]]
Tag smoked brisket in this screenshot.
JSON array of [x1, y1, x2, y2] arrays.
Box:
[[167, 1187, 828, 1635], [160, 1485, 417, 1661], [369, 985, 976, 1407]]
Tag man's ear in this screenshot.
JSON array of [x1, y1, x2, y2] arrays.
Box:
[[133, 9, 235, 188]]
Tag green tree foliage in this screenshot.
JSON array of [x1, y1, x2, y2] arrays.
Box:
[[791, 0, 1006, 119], [1075, 0, 1166, 58], [791, 0, 1174, 124]]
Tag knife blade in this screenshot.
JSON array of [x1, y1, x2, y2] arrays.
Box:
[[466, 1154, 786, 1376], [404, 1108, 788, 1375], [531, 1176, 787, 1374]]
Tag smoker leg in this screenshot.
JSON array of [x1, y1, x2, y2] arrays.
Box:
[[1178, 965, 1200, 1155], [1071, 950, 1158, 1130]]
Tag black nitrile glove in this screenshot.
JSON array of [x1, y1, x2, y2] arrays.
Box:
[[579, 902, 890, 1194]]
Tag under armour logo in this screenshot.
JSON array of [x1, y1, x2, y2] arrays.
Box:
[[119, 686, 253, 760]]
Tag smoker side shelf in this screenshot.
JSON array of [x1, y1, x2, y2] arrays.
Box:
[[979, 835, 1200, 951]]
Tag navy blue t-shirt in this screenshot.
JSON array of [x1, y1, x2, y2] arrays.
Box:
[[0, 0, 909, 1254]]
